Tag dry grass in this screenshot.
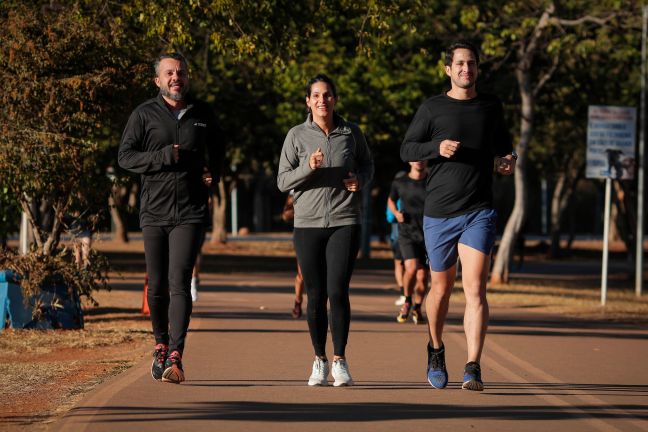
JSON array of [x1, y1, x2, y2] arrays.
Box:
[[0, 328, 149, 356], [487, 282, 648, 323]]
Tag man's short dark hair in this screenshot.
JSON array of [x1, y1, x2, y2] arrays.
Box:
[[154, 53, 188, 76], [444, 41, 480, 66]]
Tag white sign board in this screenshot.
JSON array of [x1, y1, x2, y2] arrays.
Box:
[[586, 105, 637, 179]]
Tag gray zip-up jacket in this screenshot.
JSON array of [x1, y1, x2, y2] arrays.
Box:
[[277, 113, 374, 228]]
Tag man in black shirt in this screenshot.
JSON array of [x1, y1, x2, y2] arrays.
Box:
[[400, 41, 516, 391], [388, 161, 429, 325]]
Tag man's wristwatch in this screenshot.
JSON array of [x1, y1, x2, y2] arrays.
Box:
[[510, 150, 518, 161]]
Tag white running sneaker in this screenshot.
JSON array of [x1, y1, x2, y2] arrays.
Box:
[[332, 358, 354, 387], [190, 277, 199, 302], [394, 295, 406, 306], [308, 357, 329, 386]]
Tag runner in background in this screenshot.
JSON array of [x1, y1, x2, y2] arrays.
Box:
[[387, 170, 406, 306], [282, 192, 304, 319], [388, 161, 429, 324]]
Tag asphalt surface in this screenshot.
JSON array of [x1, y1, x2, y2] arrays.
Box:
[[50, 268, 648, 432]]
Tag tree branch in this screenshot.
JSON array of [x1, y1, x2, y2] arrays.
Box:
[[549, 13, 617, 27]]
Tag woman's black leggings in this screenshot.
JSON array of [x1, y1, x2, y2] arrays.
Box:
[[293, 225, 360, 357], [143, 224, 204, 354]]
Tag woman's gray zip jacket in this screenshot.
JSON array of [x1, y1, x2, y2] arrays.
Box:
[[277, 114, 374, 228], [118, 94, 224, 228]]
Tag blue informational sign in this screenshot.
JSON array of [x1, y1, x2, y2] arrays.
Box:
[[586, 105, 637, 180]]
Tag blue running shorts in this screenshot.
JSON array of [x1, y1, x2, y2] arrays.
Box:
[[423, 208, 497, 272]]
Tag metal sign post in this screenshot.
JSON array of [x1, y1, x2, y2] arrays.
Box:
[[601, 177, 612, 306]]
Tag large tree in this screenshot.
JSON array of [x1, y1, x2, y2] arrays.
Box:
[[461, 1, 634, 283], [0, 1, 147, 302]]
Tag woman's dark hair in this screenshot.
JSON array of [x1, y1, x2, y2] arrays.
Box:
[[305, 74, 338, 99], [444, 41, 480, 66]]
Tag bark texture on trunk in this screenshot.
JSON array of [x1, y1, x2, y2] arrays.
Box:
[[210, 178, 228, 244]]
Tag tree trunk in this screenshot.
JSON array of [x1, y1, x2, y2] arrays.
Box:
[[612, 180, 636, 260], [210, 178, 228, 244], [548, 161, 584, 258], [109, 185, 128, 243], [549, 174, 566, 257], [490, 64, 531, 284]]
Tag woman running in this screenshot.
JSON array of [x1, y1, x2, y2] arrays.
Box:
[[277, 74, 374, 386]]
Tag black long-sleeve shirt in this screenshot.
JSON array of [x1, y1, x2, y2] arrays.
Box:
[[400, 93, 512, 218]]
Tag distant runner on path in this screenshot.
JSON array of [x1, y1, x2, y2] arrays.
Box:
[[119, 52, 224, 384], [277, 74, 374, 387], [388, 160, 430, 325], [401, 40, 516, 391]]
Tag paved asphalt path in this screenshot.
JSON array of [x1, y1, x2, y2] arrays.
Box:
[[51, 268, 648, 432]]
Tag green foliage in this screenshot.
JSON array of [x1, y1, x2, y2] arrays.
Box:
[[2, 0, 643, 250], [0, 1, 133, 306], [0, 183, 20, 245], [0, 1, 127, 254]]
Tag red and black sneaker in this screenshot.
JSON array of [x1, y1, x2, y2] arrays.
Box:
[[151, 343, 168, 381], [162, 350, 185, 384]]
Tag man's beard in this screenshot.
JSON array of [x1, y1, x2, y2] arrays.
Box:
[[160, 84, 188, 101]]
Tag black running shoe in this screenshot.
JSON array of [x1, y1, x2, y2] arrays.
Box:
[[151, 343, 168, 381], [462, 361, 484, 391], [427, 343, 448, 389], [162, 350, 185, 384]]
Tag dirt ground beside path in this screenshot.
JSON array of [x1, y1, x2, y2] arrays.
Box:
[[1, 236, 647, 431], [0, 276, 151, 431]]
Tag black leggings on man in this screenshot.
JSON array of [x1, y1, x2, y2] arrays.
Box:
[[293, 225, 360, 358], [143, 224, 204, 354]]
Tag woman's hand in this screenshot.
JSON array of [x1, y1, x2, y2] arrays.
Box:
[[309, 147, 324, 169]]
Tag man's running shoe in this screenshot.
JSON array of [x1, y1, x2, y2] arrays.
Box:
[[308, 357, 329, 386], [291, 300, 302, 319], [396, 302, 411, 323], [411, 306, 425, 325], [462, 361, 484, 391], [332, 358, 354, 387], [162, 350, 185, 384], [427, 343, 448, 389], [151, 343, 168, 381], [394, 295, 406, 306]]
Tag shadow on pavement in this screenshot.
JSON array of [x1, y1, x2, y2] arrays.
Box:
[[64, 400, 648, 423]]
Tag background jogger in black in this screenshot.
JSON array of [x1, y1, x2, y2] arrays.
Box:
[[143, 224, 204, 354], [293, 225, 360, 358]]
